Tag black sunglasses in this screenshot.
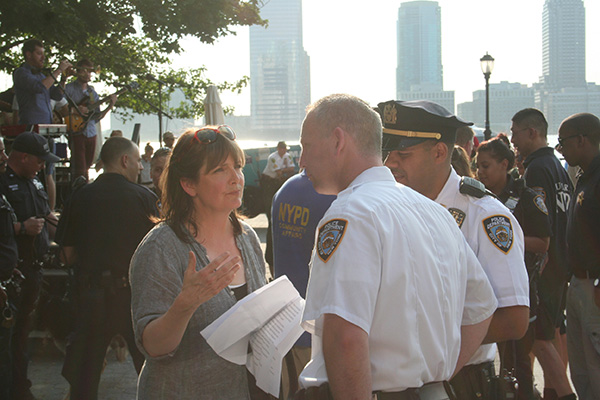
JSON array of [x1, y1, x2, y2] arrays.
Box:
[[193, 125, 236, 144], [557, 134, 586, 147]]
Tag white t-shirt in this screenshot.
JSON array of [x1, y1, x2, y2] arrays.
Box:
[[262, 151, 294, 178], [299, 166, 497, 392], [435, 168, 529, 365]]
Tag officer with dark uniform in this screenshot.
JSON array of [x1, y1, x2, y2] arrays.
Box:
[[476, 136, 552, 399], [58, 136, 158, 400], [0, 131, 60, 400], [558, 112, 600, 399], [510, 108, 575, 399], [0, 136, 19, 400], [380, 100, 529, 400]]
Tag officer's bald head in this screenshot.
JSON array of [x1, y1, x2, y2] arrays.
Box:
[[100, 137, 136, 168]]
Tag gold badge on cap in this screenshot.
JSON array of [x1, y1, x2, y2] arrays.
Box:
[[383, 104, 397, 125]]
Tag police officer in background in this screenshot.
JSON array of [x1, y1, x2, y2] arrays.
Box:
[[558, 113, 600, 400], [0, 137, 19, 400], [296, 94, 497, 400], [380, 100, 529, 400], [59, 137, 158, 400], [510, 108, 575, 400], [0, 132, 59, 400]]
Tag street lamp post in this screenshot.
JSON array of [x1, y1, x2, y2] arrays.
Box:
[[480, 52, 495, 140]]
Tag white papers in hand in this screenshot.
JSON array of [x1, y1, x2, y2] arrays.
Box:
[[200, 276, 305, 397]]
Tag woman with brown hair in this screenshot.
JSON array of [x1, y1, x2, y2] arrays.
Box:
[[130, 126, 268, 399]]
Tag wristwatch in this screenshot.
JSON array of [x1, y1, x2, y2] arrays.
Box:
[[19, 221, 26, 235]]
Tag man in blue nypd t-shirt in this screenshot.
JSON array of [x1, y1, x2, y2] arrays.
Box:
[[271, 170, 335, 400]]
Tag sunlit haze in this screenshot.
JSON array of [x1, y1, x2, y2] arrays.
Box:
[[1, 1, 598, 122], [175, 0, 600, 114]]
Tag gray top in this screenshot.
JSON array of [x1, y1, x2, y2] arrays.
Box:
[[130, 221, 267, 400]]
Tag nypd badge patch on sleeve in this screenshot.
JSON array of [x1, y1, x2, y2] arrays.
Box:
[[317, 219, 348, 262], [483, 215, 514, 254], [534, 195, 549, 215]]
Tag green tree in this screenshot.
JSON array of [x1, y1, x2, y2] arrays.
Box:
[[0, 0, 265, 119]]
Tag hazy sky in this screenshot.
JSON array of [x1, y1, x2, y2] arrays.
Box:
[[1, 0, 597, 120], [175, 0, 600, 115]]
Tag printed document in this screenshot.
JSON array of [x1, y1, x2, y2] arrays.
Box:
[[201, 276, 305, 396]]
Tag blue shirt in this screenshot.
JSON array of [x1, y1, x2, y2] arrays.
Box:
[[65, 80, 100, 138], [13, 63, 63, 125], [272, 170, 336, 347]]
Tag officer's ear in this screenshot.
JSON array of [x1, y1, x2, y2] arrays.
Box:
[[432, 141, 449, 164], [120, 153, 128, 169]]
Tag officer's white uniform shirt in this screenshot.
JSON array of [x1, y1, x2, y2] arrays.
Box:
[[299, 166, 497, 392], [435, 168, 529, 365], [262, 151, 295, 178]]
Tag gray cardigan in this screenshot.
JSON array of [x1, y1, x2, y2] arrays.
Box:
[[130, 221, 267, 399]]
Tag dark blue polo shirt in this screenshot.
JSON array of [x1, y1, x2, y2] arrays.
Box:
[[566, 154, 600, 276], [61, 173, 158, 280], [523, 146, 573, 279]]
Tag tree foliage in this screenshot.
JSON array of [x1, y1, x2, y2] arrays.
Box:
[[0, 0, 265, 119]]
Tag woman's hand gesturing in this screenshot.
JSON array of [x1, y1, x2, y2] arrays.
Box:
[[177, 251, 241, 313]]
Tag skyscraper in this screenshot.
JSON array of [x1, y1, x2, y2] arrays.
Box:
[[536, 0, 595, 134], [249, 0, 310, 139], [541, 0, 586, 89], [396, 1, 443, 93], [396, 1, 454, 112]]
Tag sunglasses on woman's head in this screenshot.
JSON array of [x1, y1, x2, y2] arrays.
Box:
[[193, 125, 237, 144]]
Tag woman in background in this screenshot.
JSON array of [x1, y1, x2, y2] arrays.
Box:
[[130, 126, 268, 399]]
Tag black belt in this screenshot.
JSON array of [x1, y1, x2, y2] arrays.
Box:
[[375, 382, 453, 400], [572, 268, 600, 280], [295, 381, 454, 400]]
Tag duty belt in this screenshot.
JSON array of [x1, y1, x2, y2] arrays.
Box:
[[374, 381, 454, 400]]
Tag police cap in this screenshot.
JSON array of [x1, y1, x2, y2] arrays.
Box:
[[12, 131, 61, 163], [377, 100, 473, 151]]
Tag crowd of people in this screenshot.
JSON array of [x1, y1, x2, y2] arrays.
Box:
[[0, 39, 599, 400]]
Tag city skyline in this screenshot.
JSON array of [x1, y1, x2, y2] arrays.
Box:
[[396, 1, 443, 93], [541, 0, 586, 89], [1, 0, 598, 133], [249, 0, 310, 138], [174, 0, 600, 120]]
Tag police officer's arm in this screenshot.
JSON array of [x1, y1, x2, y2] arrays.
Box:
[[45, 212, 58, 240], [13, 217, 44, 236], [524, 236, 550, 254], [61, 246, 77, 266], [323, 313, 372, 400], [454, 314, 493, 377], [482, 305, 529, 344]]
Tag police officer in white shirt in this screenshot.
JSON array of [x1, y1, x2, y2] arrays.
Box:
[[296, 94, 498, 400], [263, 141, 295, 180], [261, 141, 296, 271], [380, 99, 529, 400]]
